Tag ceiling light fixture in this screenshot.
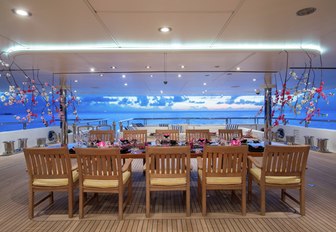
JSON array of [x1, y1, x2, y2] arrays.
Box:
[[203, 82, 207, 86], [90, 68, 95, 72], [181, 65, 185, 69], [159, 27, 172, 33], [111, 66, 116, 69], [99, 74, 104, 77], [146, 65, 151, 69], [296, 7, 316, 16], [160, 90, 163, 94], [12, 8, 32, 17], [122, 74, 126, 78], [124, 83, 128, 86], [150, 74, 153, 77], [178, 74, 182, 78], [253, 78, 256, 82], [74, 80, 78, 83], [236, 67, 241, 71]]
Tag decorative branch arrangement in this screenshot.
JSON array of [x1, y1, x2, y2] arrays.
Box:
[[257, 51, 334, 127], [0, 52, 80, 127]]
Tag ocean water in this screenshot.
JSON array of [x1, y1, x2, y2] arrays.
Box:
[[0, 110, 335, 132]]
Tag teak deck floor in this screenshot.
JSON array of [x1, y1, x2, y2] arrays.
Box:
[[0, 150, 335, 232]]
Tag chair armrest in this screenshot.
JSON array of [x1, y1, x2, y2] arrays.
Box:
[[247, 156, 262, 169], [122, 158, 133, 172], [197, 157, 203, 170]]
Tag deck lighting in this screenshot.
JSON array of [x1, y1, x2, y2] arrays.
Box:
[[12, 9, 32, 17], [159, 27, 172, 33]]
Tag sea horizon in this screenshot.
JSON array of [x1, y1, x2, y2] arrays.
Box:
[[1, 109, 335, 132]]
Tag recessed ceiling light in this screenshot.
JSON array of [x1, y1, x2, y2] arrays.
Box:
[[150, 74, 153, 77], [74, 90, 77, 93], [203, 82, 207, 86], [122, 74, 126, 78], [253, 78, 256, 82], [296, 7, 316, 16], [111, 66, 116, 69], [124, 83, 128, 86], [178, 74, 182, 78], [236, 67, 241, 71], [159, 27, 172, 33], [160, 90, 163, 94], [74, 80, 78, 83], [146, 65, 151, 69], [181, 65, 185, 69], [90, 68, 95, 72], [12, 9, 32, 17], [99, 74, 104, 77]]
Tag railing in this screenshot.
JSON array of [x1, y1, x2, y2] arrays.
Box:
[[118, 117, 336, 131]]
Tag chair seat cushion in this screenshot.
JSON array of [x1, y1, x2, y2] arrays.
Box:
[[83, 171, 131, 188], [198, 170, 242, 185], [250, 167, 301, 184], [150, 177, 186, 186], [33, 169, 79, 187]]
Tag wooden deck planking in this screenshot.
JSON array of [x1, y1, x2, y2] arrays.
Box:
[[0, 150, 336, 231]]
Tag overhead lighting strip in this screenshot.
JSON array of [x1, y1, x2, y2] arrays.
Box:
[[5, 43, 323, 54]]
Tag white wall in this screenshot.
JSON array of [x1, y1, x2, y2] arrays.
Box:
[[0, 126, 61, 155]]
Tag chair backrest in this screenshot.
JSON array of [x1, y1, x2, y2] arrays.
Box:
[[122, 130, 147, 144], [146, 146, 190, 177], [262, 145, 310, 178], [202, 146, 247, 178], [218, 129, 243, 141], [155, 129, 180, 141], [24, 147, 72, 180], [76, 148, 122, 181], [185, 129, 210, 142], [89, 130, 115, 142]]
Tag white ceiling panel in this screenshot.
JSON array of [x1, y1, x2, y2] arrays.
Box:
[[97, 11, 232, 46], [90, 0, 240, 12]]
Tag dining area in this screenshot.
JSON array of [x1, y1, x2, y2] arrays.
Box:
[[22, 128, 310, 222]]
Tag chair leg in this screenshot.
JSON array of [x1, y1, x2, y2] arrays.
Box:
[[186, 188, 191, 217], [197, 177, 201, 202], [300, 187, 305, 216], [119, 190, 123, 220], [242, 186, 246, 216], [28, 188, 34, 219], [260, 185, 266, 216], [281, 189, 286, 201], [49, 191, 54, 205], [202, 187, 207, 216], [248, 175, 252, 202], [68, 188, 74, 218], [79, 189, 84, 219], [146, 189, 150, 218], [128, 179, 132, 203]]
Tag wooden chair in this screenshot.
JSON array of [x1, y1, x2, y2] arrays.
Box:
[[185, 129, 210, 142], [89, 130, 115, 142], [218, 129, 243, 140], [155, 129, 180, 141], [122, 130, 147, 145], [145, 146, 191, 217], [76, 148, 132, 219], [23, 147, 79, 219], [197, 146, 247, 216], [248, 145, 310, 215]]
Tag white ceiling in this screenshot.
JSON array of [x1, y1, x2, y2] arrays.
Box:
[[1, 0, 336, 96]]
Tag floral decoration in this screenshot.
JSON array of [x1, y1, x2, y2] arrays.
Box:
[[0, 52, 80, 127]]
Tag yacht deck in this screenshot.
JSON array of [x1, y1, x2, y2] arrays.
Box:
[[0, 150, 335, 232]]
